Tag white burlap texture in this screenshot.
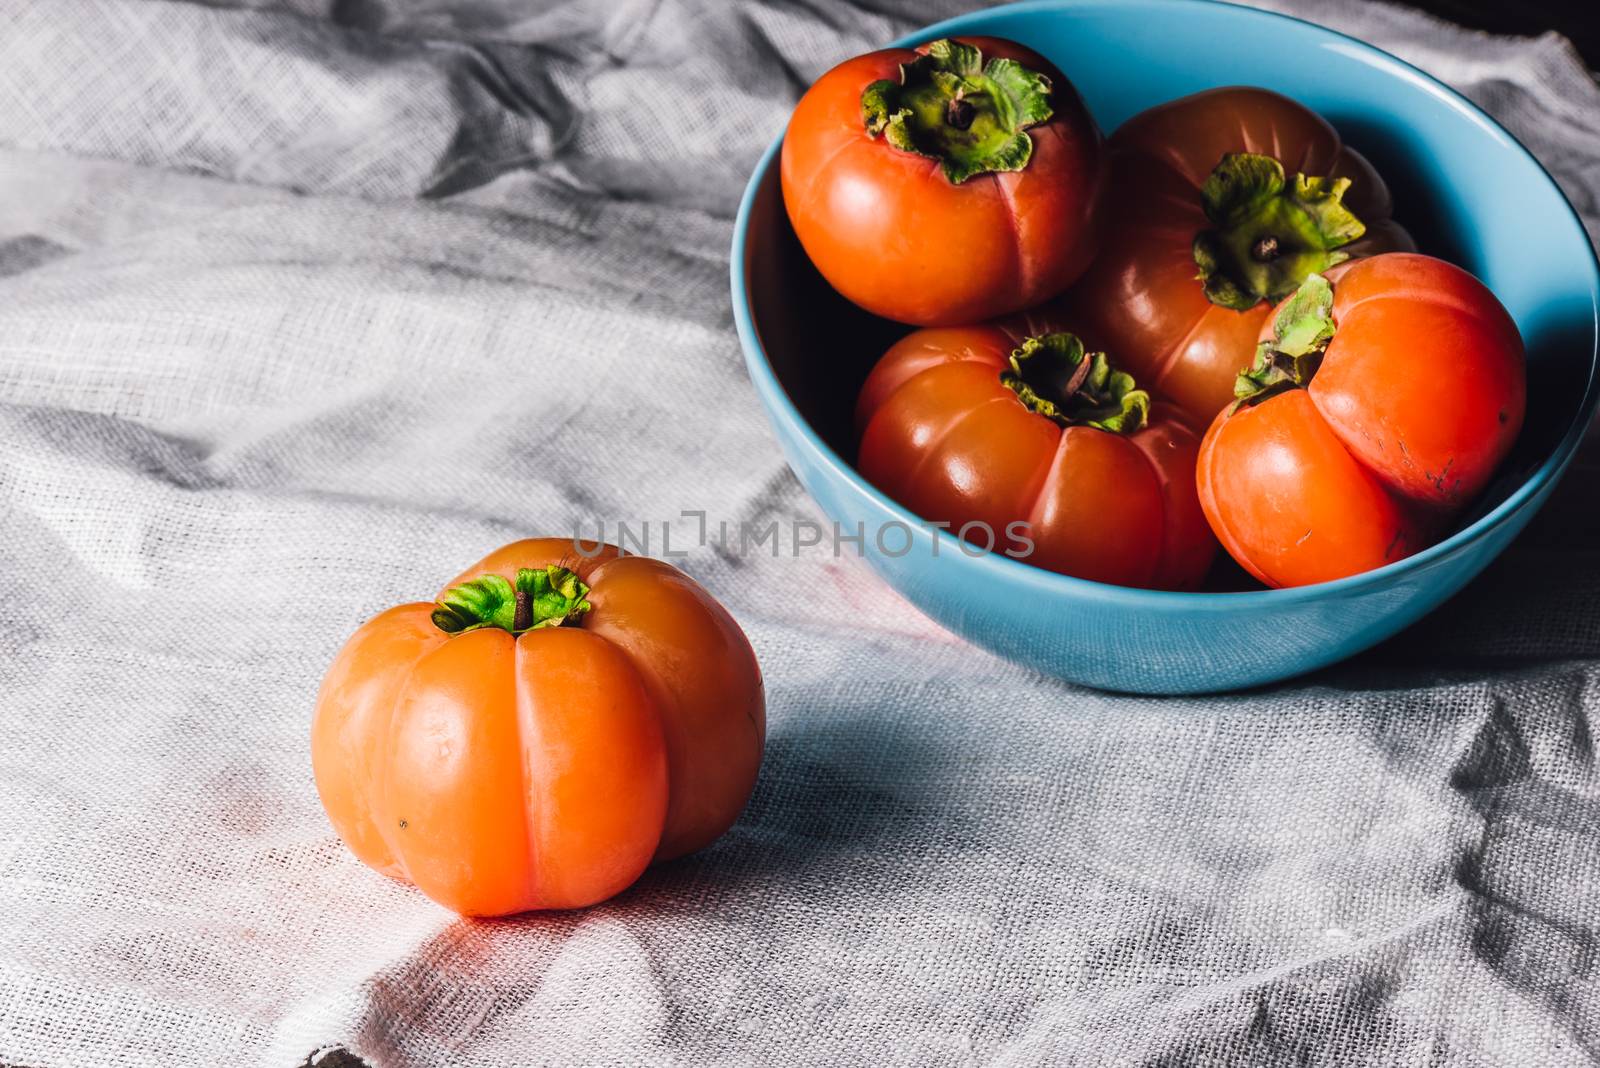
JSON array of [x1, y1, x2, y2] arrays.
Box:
[[0, 0, 1597, 1064]]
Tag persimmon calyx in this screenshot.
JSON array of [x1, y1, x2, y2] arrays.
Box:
[[432, 565, 592, 635], [1192, 152, 1366, 311], [1001, 333, 1150, 433], [861, 38, 1053, 184], [1232, 273, 1336, 408]]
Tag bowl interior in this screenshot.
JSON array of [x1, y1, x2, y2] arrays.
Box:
[[743, 0, 1599, 592]]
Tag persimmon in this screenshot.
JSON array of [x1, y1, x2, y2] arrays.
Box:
[[1053, 87, 1414, 422], [781, 36, 1102, 326], [1197, 254, 1525, 587], [311, 540, 764, 916], [855, 324, 1215, 589]]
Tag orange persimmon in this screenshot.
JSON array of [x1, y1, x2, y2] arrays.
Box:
[[782, 36, 1102, 325], [1052, 87, 1414, 422], [1197, 255, 1525, 587], [311, 539, 765, 916], [856, 325, 1215, 590]]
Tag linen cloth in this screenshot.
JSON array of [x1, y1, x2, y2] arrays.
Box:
[[0, 0, 1597, 1064]]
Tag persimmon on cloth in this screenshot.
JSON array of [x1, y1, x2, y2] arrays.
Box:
[[311, 540, 765, 916]]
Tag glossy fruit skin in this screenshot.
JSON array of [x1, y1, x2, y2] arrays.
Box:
[[855, 325, 1216, 589], [1054, 87, 1414, 423], [780, 36, 1102, 326], [311, 539, 765, 916], [1197, 254, 1526, 588]]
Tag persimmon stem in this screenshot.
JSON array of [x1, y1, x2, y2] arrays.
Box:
[[1192, 153, 1366, 310], [861, 39, 1054, 184], [946, 96, 976, 130], [1000, 333, 1150, 433], [1232, 273, 1337, 408], [431, 565, 592, 636]]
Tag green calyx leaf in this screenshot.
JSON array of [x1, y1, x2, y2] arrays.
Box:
[[431, 565, 592, 636], [1232, 273, 1337, 409], [1192, 152, 1367, 311], [1001, 333, 1150, 434], [860, 38, 1054, 184]]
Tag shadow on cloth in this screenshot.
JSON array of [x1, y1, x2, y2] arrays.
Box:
[[331, 709, 975, 1061], [635, 706, 983, 905]]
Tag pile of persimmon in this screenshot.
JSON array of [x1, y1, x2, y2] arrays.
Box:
[[783, 35, 1525, 590], [310, 35, 1531, 921]]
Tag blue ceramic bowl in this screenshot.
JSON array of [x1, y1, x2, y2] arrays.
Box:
[[731, 0, 1599, 694]]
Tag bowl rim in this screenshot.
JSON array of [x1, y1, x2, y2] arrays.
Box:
[[731, 0, 1600, 610]]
